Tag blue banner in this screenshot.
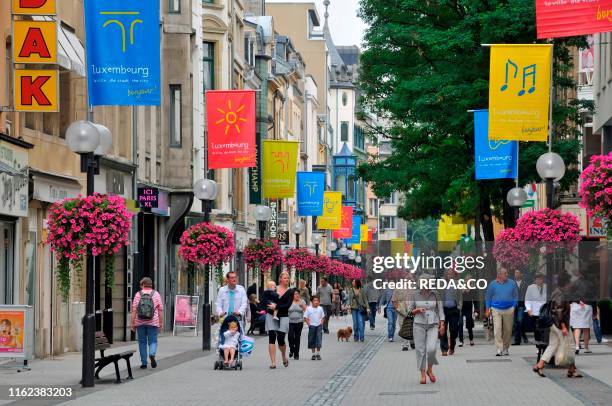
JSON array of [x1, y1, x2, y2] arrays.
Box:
[[345, 215, 362, 245], [85, 0, 160, 105], [474, 110, 518, 180], [297, 172, 325, 216]]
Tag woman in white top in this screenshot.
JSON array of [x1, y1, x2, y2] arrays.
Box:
[[407, 274, 445, 385]]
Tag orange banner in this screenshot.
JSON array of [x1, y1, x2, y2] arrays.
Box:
[[206, 90, 256, 169], [332, 206, 353, 238]]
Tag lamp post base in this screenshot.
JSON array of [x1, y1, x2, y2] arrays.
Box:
[[202, 303, 211, 351], [81, 314, 96, 387]]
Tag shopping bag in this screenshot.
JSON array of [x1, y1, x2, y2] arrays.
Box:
[[554, 335, 575, 367]]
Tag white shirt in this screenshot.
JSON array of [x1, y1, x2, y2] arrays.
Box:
[[215, 284, 248, 317], [304, 306, 325, 327], [524, 283, 547, 316]]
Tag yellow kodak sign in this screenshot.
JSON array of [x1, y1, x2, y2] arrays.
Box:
[[14, 69, 59, 112], [13, 20, 57, 64], [12, 0, 56, 15], [488, 45, 552, 142]]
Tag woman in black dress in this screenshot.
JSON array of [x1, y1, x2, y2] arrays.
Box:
[[266, 271, 294, 368]]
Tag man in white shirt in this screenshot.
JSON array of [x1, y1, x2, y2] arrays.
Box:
[[524, 273, 547, 343], [215, 271, 248, 318]]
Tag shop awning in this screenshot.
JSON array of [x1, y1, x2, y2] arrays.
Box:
[[32, 16, 86, 77], [31, 170, 82, 203]]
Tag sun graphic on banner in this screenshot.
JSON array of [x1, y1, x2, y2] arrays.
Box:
[[215, 100, 248, 136]]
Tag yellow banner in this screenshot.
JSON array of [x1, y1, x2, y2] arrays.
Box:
[[262, 140, 299, 198], [12, 0, 56, 15], [437, 215, 467, 242], [360, 225, 369, 242], [390, 238, 407, 256], [13, 20, 57, 64], [352, 244, 362, 251], [317, 191, 342, 230], [488, 44, 552, 142], [14, 69, 58, 112]]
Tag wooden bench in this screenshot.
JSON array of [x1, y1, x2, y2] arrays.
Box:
[[94, 332, 135, 383]]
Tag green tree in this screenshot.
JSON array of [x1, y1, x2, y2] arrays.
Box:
[[357, 0, 589, 240]]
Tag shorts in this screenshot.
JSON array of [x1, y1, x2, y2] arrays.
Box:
[[308, 325, 323, 349]]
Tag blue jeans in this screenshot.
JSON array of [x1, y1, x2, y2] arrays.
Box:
[[386, 306, 397, 339], [513, 306, 527, 343], [368, 303, 378, 328], [136, 325, 158, 366], [594, 318, 603, 343], [352, 309, 365, 341]]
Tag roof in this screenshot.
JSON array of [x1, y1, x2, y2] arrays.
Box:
[[335, 142, 354, 157]]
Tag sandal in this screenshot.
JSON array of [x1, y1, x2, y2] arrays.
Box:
[[283, 359, 289, 367], [567, 370, 583, 378], [269, 365, 276, 369], [427, 371, 437, 383], [532, 366, 546, 377], [419, 376, 426, 385]]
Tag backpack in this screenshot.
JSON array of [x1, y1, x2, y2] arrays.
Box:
[[537, 302, 554, 329], [137, 290, 155, 320]]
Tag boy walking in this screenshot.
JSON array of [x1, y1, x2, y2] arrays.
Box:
[[131, 277, 164, 369], [305, 295, 325, 360]]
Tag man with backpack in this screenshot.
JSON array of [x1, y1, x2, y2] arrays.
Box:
[[131, 277, 164, 369]]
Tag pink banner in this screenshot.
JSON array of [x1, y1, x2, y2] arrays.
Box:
[[536, 0, 612, 39]]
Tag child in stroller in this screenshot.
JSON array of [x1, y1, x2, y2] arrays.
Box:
[[214, 315, 244, 370]]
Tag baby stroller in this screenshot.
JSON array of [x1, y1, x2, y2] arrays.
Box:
[[214, 315, 248, 370]]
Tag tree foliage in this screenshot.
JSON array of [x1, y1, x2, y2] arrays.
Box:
[[356, 0, 589, 227]]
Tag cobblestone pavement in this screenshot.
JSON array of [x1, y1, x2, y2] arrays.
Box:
[[2, 316, 611, 405]]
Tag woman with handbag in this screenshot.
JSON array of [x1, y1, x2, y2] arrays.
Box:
[[348, 279, 368, 342], [408, 274, 445, 385], [394, 274, 415, 350], [532, 273, 583, 378]]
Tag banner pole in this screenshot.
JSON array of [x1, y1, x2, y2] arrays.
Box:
[[548, 47, 554, 152]]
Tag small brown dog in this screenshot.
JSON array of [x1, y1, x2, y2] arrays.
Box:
[[337, 327, 353, 342]]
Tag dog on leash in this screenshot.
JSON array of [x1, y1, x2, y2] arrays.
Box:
[[337, 327, 353, 342]]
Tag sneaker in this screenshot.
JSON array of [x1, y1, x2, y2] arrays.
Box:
[[311, 355, 316, 360], [502, 349, 509, 356], [316, 354, 321, 360], [496, 350, 502, 357], [289, 352, 294, 359], [388, 337, 394, 342], [370, 326, 375, 330], [149, 355, 157, 369], [459, 341, 464, 347], [601, 338, 609, 343]]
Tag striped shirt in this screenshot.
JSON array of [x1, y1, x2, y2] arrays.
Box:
[[132, 289, 163, 327]]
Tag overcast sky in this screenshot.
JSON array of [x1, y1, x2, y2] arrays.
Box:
[[267, 0, 367, 47]]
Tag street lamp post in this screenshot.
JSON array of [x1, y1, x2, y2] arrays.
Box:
[[507, 186, 528, 223], [254, 205, 272, 297], [291, 220, 305, 282], [313, 232, 323, 257], [536, 152, 566, 297], [67, 121, 102, 388], [194, 178, 218, 351]]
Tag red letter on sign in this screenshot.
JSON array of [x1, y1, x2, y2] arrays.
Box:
[[19, 0, 48, 8], [18, 28, 51, 59], [21, 76, 51, 106]]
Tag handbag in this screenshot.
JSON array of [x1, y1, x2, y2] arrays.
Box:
[[538, 303, 554, 328], [398, 316, 414, 340]]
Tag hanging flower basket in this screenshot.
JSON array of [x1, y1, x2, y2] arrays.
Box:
[[513, 208, 581, 254], [493, 228, 530, 271], [244, 238, 283, 273], [579, 153, 611, 238], [46, 194, 133, 302], [284, 248, 317, 273]]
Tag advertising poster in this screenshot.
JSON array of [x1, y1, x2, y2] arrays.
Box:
[[206, 90, 257, 169], [84, 0, 161, 105], [262, 140, 299, 198], [296, 172, 325, 216], [488, 45, 552, 142], [536, 0, 612, 39], [473, 110, 518, 180], [332, 206, 353, 238], [173, 295, 199, 329], [0, 309, 25, 356], [317, 192, 342, 230]]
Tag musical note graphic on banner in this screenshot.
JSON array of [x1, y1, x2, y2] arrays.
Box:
[[500, 59, 518, 92], [518, 64, 536, 96], [500, 59, 537, 96]]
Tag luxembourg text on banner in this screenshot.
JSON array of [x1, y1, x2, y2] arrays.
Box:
[[206, 90, 256, 169], [488, 44, 552, 142], [473, 110, 517, 180], [84, 0, 160, 105], [332, 206, 353, 238], [296, 172, 325, 216], [317, 192, 342, 230], [344, 215, 362, 245], [262, 140, 299, 199], [536, 0, 612, 39]]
